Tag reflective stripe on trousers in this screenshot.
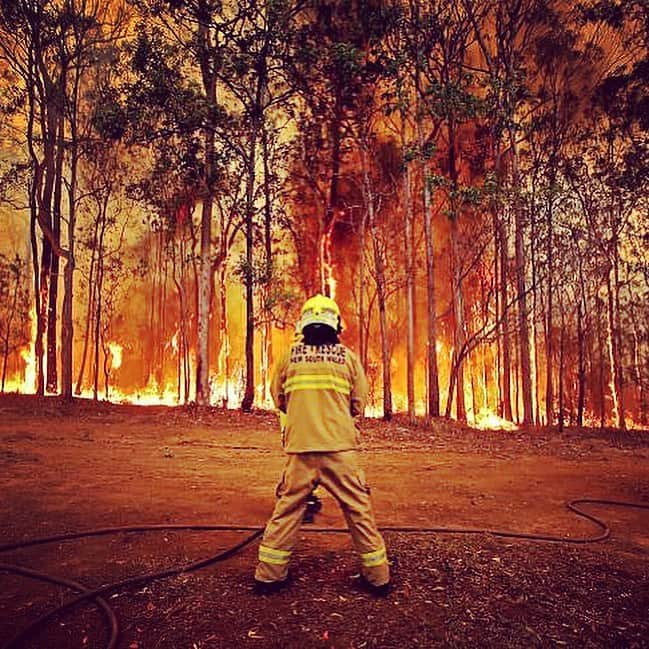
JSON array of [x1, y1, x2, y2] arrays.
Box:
[[258, 544, 292, 565]]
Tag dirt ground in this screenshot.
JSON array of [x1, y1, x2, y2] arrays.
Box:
[[0, 394, 648, 649]]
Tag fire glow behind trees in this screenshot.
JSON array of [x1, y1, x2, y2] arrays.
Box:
[[0, 0, 647, 430]]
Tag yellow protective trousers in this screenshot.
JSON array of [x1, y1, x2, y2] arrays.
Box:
[[255, 450, 390, 586]]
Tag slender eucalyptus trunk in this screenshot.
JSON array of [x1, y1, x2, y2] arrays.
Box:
[[61, 85, 77, 402], [1, 270, 20, 391], [576, 244, 587, 427], [403, 154, 416, 423], [596, 297, 606, 428], [447, 120, 466, 422], [196, 14, 217, 406], [196, 195, 212, 405], [545, 184, 554, 426], [93, 214, 107, 400], [218, 263, 229, 408], [47, 104, 65, 394], [558, 301, 565, 432], [510, 134, 533, 425], [241, 115, 260, 412], [605, 264, 625, 429], [630, 309, 647, 425], [361, 145, 391, 420], [261, 122, 273, 405], [612, 244, 625, 430], [25, 51, 43, 395], [358, 206, 367, 366], [499, 213, 512, 420], [416, 119, 440, 420], [75, 214, 99, 394]]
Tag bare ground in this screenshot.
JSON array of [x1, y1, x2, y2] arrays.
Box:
[[0, 394, 648, 649]]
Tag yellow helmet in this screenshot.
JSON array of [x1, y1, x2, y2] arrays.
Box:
[[299, 294, 341, 332]]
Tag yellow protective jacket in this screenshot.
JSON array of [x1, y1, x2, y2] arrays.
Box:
[[270, 342, 368, 453]]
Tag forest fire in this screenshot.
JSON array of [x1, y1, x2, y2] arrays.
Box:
[[0, 0, 646, 431], [1, 6, 649, 648]]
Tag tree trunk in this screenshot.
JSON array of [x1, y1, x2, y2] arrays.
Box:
[[181, 234, 191, 403], [493, 209, 502, 415], [480, 276, 490, 411], [416, 120, 440, 420], [545, 186, 554, 426], [195, 13, 217, 406], [61, 99, 77, 402], [93, 217, 107, 401], [630, 309, 647, 425], [361, 146, 391, 420], [403, 160, 416, 423], [241, 117, 260, 412], [26, 56, 44, 395], [576, 245, 587, 427], [510, 135, 533, 425], [448, 214, 467, 421], [1, 268, 21, 391], [529, 181, 539, 425], [448, 119, 466, 422], [319, 85, 343, 297], [400, 111, 416, 423], [558, 301, 565, 432], [218, 264, 230, 408], [612, 244, 625, 430], [76, 215, 99, 395], [499, 214, 513, 420], [261, 122, 274, 405], [358, 202, 367, 366], [47, 108, 65, 394], [41, 98, 58, 394], [596, 297, 606, 428], [605, 269, 624, 429]]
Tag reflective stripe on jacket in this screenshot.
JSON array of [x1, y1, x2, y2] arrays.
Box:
[[270, 343, 368, 453]]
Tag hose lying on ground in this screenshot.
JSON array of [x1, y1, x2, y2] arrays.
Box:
[[1, 499, 647, 649]]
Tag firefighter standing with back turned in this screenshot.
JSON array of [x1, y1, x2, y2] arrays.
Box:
[[254, 294, 391, 596]]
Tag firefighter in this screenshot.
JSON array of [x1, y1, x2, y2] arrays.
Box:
[[254, 294, 390, 595]]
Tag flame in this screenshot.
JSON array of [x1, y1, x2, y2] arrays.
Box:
[[108, 384, 181, 406], [108, 342, 122, 370], [3, 308, 37, 393], [321, 229, 337, 299], [470, 408, 518, 431], [20, 347, 36, 392]]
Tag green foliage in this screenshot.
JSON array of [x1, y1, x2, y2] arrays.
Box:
[[92, 91, 127, 141], [426, 172, 447, 192], [425, 78, 483, 121]]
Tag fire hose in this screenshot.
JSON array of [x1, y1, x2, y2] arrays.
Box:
[[1, 499, 648, 649]]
